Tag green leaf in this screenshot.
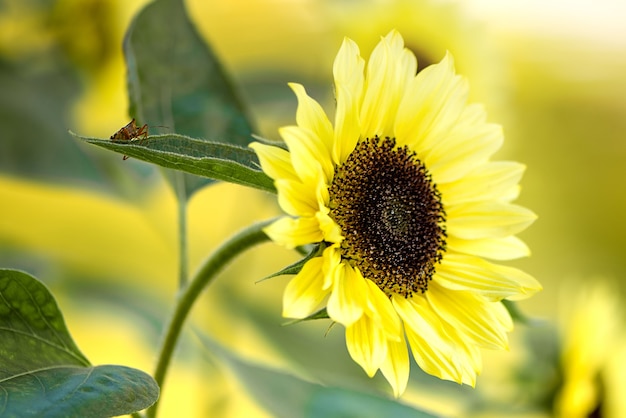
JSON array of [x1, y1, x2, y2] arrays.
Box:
[[0, 269, 159, 417], [0, 269, 89, 372], [1, 365, 159, 418], [72, 132, 275, 193], [0, 50, 107, 186], [123, 0, 255, 197], [197, 333, 440, 418], [303, 389, 439, 418], [502, 299, 538, 325]]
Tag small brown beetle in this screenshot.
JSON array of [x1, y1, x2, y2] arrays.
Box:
[[110, 118, 148, 160]]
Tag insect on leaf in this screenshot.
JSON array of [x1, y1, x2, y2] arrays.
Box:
[[123, 0, 256, 197]]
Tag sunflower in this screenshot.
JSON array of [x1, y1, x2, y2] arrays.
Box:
[[250, 30, 541, 397], [554, 281, 626, 418]]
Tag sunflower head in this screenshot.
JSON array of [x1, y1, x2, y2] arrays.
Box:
[[328, 134, 447, 298], [251, 30, 541, 397]]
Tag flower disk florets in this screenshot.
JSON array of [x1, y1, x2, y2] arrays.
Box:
[[328, 136, 446, 298]]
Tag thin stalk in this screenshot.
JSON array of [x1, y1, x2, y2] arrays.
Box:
[[176, 172, 188, 288], [146, 219, 272, 418]]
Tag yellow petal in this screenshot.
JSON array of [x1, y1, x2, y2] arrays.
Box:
[[332, 38, 364, 165], [393, 294, 462, 383], [362, 278, 402, 340], [439, 161, 525, 206], [380, 333, 410, 398], [327, 262, 366, 326], [282, 256, 329, 318], [333, 83, 361, 166], [491, 298, 514, 331], [263, 216, 323, 249], [321, 244, 342, 290], [435, 254, 543, 300], [446, 201, 537, 240], [345, 315, 387, 377], [395, 52, 468, 154], [288, 82, 334, 151], [447, 331, 482, 386], [249, 142, 297, 181], [316, 210, 343, 244], [279, 125, 333, 184], [275, 178, 318, 217], [427, 283, 510, 350], [426, 300, 484, 386], [425, 107, 503, 184], [360, 30, 410, 137], [398, 47, 417, 92], [333, 37, 364, 103], [447, 235, 531, 261]]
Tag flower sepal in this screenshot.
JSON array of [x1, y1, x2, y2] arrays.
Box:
[[256, 244, 322, 283], [282, 307, 330, 326]]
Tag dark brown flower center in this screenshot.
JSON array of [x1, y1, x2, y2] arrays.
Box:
[[328, 136, 446, 297]]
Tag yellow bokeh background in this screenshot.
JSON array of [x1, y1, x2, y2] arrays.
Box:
[[1, 0, 625, 416]]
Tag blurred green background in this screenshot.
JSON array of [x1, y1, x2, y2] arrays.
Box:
[[1, 0, 625, 416]]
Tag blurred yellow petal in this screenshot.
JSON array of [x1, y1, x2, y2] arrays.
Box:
[[555, 280, 626, 418]]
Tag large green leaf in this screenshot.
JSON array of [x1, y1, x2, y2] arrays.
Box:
[[197, 333, 440, 418], [0, 269, 159, 417], [72, 132, 275, 193], [123, 0, 255, 197], [0, 269, 89, 373], [1, 365, 158, 418], [0, 56, 104, 186]]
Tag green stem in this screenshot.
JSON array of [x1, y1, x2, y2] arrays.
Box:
[[176, 172, 188, 288], [146, 219, 272, 418]]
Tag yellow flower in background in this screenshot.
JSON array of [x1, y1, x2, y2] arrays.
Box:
[[326, 0, 507, 120], [555, 281, 626, 418], [250, 31, 541, 396]]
